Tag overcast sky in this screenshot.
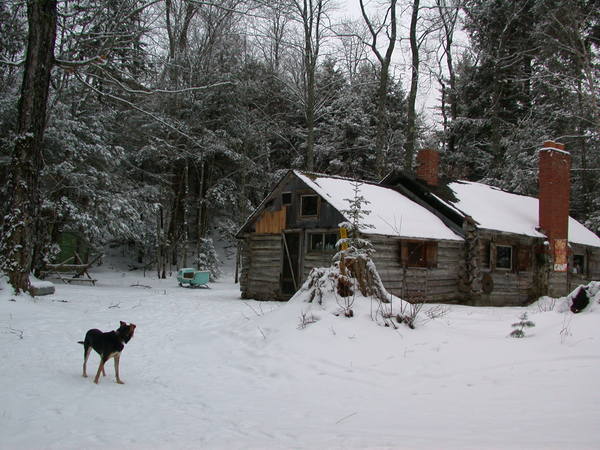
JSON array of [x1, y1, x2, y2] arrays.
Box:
[[335, 0, 448, 126]]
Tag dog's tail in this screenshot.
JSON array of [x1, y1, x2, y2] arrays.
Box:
[[77, 341, 84, 345]]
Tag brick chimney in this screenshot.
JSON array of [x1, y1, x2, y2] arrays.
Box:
[[538, 140, 570, 272], [416, 149, 439, 186]]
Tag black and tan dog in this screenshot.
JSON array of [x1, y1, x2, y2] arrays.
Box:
[[78, 321, 136, 384]]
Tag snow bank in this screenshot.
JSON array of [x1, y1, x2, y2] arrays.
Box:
[[542, 281, 600, 314], [2, 269, 600, 449]]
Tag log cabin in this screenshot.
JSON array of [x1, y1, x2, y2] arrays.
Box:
[[236, 141, 600, 306]]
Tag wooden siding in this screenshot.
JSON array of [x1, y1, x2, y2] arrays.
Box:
[[567, 244, 600, 293], [239, 228, 600, 305], [255, 208, 286, 234], [302, 250, 336, 280], [369, 236, 462, 303], [240, 234, 283, 301], [477, 230, 541, 306]]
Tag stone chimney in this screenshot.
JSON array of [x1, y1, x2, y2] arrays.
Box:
[[416, 149, 439, 186], [538, 140, 570, 273]]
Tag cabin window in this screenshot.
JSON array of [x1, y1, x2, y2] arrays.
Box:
[[282, 192, 292, 205], [572, 254, 585, 274], [408, 242, 427, 267], [496, 245, 513, 270], [309, 232, 338, 252], [399, 240, 438, 268], [300, 195, 319, 217]]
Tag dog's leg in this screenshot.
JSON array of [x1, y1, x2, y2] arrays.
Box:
[[83, 345, 92, 378], [94, 357, 107, 384], [114, 353, 124, 384]]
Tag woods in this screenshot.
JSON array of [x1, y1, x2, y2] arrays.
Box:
[[0, 0, 598, 293]]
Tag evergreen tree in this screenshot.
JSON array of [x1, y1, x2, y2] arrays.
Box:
[[510, 312, 535, 338], [446, 0, 599, 235]]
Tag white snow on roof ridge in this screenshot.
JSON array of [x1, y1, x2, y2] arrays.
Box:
[[448, 180, 600, 248], [295, 171, 463, 241]]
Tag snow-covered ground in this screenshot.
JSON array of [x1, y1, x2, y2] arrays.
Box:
[[1, 265, 599, 449]]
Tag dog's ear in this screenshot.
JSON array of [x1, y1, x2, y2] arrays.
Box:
[[120, 321, 126, 327]]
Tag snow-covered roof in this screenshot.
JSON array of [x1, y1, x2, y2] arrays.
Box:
[[295, 171, 463, 241], [445, 181, 600, 248]]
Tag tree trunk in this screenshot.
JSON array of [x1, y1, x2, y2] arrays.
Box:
[[405, 0, 420, 172], [305, 65, 316, 171], [0, 0, 57, 294], [374, 60, 391, 179], [359, 0, 397, 179], [301, 0, 322, 172], [439, 0, 458, 155]]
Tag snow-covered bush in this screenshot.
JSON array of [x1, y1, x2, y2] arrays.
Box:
[[294, 264, 415, 330]]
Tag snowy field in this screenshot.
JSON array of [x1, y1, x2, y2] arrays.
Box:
[[1, 265, 600, 449]]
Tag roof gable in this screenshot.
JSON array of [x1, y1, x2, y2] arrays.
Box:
[[236, 170, 296, 236]]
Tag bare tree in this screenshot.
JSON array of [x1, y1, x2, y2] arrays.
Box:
[[404, 0, 420, 171], [359, 0, 397, 179], [335, 19, 370, 84], [435, 0, 461, 154], [289, 0, 332, 171], [252, 1, 291, 73]]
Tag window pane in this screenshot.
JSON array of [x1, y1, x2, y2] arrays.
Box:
[[573, 255, 585, 274], [301, 195, 318, 216], [496, 245, 512, 269], [324, 233, 338, 251], [310, 233, 323, 251], [407, 242, 427, 267]]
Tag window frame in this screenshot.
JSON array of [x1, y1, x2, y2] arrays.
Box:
[[495, 244, 513, 270], [572, 254, 586, 274], [407, 241, 428, 268], [299, 194, 319, 218], [399, 240, 438, 269], [308, 231, 338, 253], [281, 192, 292, 206]]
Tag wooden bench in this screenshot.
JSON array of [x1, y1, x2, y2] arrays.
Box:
[[40, 253, 101, 286]]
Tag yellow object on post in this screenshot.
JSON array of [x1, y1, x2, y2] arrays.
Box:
[[339, 227, 348, 250]]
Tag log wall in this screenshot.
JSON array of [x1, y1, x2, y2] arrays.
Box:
[[567, 243, 600, 293], [240, 234, 283, 301], [477, 231, 541, 306], [369, 235, 462, 303], [240, 227, 600, 305], [302, 251, 335, 280]]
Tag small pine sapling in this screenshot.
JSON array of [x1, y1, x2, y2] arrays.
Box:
[[336, 179, 375, 259], [510, 312, 535, 338], [334, 179, 375, 317]]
